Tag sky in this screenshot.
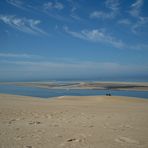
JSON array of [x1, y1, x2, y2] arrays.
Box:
[[0, 0, 148, 82]]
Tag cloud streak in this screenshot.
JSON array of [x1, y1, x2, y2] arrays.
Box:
[[64, 26, 148, 50], [90, 0, 120, 19], [128, 0, 148, 33], [64, 26, 124, 48], [0, 14, 47, 35], [0, 53, 42, 59], [118, 19, 131, 25], [129, 0, 143, 17], [43, 1, 64, 10], [6, 0, 24, 9]]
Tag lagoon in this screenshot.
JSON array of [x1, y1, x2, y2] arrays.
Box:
[[0, 84, 148, 99]]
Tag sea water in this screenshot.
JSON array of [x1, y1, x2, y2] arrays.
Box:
[[0, 84, 148, 99]]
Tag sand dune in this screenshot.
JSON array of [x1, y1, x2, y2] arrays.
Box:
[[0, 94, 148, 148]]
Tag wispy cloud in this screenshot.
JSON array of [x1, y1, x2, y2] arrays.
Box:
[[128, 43, 148, 51], [116, 0, 147, 34], [64, 26, 124, 48], [43, 1, 64, 10], [0, 53, 42, 58], [132, 17, 148, 34], [118, 19, 131, 25], [6, 0, 42, 14], [42, 1, 75, 23], [66, 0, 81, 20], [0, 15, 47, 35], [64, 26, 148, 50], [105, 0, 119, 11], [129, 0, 143, 17], [128, 0, 148, 33], [68, 0, 77, 13], [90, 0, 120, 19], [6, 0, 24, 9], [6, 0, 82, 24]]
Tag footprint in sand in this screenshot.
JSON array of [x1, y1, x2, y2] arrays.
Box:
[[60, 134, 87, 147], [60, 138, 80, 147], [67, 138, 79, 142], [8, 119, 16, 124], [115, 136, 140, 145], [44, 114, 52, 119], [8, 118, 21, 125], [28, 121, 41, 125], [25, 146, 32, 148], [15, 135, 25, 141]]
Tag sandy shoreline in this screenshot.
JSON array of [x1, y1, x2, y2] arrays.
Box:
[[0, 94, 148, 148]]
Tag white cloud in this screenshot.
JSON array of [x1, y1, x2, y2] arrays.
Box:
[[128, 0, 148, 34], [67, 0, 80, 20], [90, 0, 119, 19], [64, 26, 124, 48], [66, 0, 78, 12], [43, 1, 64, 10], [90, 11, 115, 19], [64, 26, 148, 50], [42, 1, 75, 23], [128, 43, 148, 51], [118, 19, 131, 25], [6, 0, 24, 9], [129, 0, 143, 17], [0, 53, 42, 58], [54, 2, 64, 10], [131, 17, 148, 33], [105, 0, 119, 11], [0, 15, 47, 35]]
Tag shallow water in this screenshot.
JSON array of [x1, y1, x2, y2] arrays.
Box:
[[0, 85, 148, 99]]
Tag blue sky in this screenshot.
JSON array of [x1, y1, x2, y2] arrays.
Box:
[[0, 0, 148, 81]]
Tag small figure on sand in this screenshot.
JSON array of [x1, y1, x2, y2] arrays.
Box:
[[106, 93, 112, 96], [106, 88, 112, 96]]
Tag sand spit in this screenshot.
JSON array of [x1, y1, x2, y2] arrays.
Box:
[[0, 94, 148, 148], [1, 81, 148, 91]]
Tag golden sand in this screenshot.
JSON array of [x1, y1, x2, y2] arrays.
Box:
[[0, 94, 148, 148]]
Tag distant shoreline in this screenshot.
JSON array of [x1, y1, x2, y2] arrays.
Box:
[[1, 81, 148, 91]]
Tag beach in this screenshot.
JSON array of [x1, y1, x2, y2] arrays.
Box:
[[0, 94, 148, 148]]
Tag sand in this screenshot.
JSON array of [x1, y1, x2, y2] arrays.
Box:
[[0, 94, 148, 148], [1, 81, 148, 91]]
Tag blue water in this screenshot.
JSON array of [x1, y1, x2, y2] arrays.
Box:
[[0, 85, 148, 99]]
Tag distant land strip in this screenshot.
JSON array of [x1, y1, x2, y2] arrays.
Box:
[[1, 81, 148, 91]]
